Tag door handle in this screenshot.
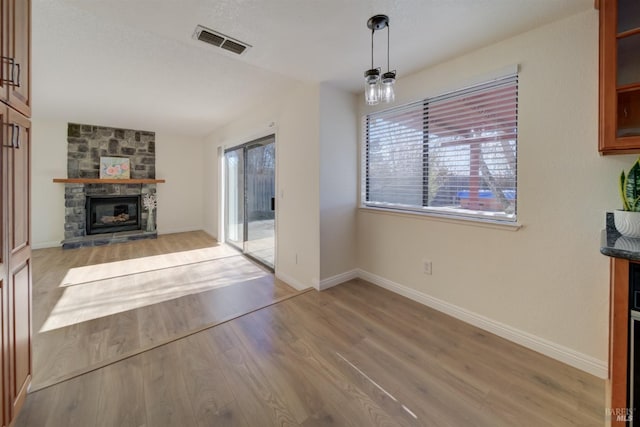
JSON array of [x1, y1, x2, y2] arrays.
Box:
[[13, 124, 20, 149], [271, 197, 275, 211], [3, 124, 19, 149], [14, 62, 20, 88], [1, 57, 20, 87]]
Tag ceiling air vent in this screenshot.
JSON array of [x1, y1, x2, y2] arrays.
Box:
[[193, 25, 251, 55]]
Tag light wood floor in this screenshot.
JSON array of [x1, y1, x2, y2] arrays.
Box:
[[30, 231, 298, 389], [18, 252, 604, 426]]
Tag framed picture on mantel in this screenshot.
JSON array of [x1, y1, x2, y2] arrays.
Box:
[[100, 157, 131, 179]]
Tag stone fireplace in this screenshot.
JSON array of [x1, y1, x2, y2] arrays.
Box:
[[62, 123, 158, 249]]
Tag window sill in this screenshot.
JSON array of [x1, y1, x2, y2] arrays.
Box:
[[358, 206, 523, 231]]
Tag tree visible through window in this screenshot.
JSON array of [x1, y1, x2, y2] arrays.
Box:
[[364, 74, 518, 222]]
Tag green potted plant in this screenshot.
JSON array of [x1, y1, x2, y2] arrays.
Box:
[[616, 157, 640, 238]]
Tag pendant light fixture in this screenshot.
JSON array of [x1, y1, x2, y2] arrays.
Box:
[[364, 14, 396, 105]]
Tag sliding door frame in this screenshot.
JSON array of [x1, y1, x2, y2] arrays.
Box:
[[223, 134, 276, 271]]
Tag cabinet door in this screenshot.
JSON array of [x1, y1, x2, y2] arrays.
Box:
[[6, 0, 29, 117], [0, 0, 9, 105], [7, 108, 29, 421], [599, 0, 640, 153], [0, 105, 8, 427]]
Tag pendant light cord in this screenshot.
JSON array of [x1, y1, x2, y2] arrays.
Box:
[[371, 28, 375, 69], [386, 23, 390, 72]]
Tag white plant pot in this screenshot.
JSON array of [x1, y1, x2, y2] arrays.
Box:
[[614, 210, 640, 238]]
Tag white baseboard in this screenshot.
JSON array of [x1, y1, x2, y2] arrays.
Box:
[[157, 226, 203, 235], [201, 229, 218, 241], [318, 269, 359, 290], [33, 241, 62, 249], [356, 268, 608, 379], [275, 271, 312, 291]]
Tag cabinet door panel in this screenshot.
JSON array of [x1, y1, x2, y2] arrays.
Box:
[[618, 90, 640, 138], [7, 0, 30, 117], [9, 261, 29, 417], [8, 109, 28, 256], [0, 105, 8, 268], [618, 0, 640, 33]]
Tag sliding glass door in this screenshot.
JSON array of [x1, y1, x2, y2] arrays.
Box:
[[245, 141, 275, 267], [224, 147, 244, 249], [224, 135, 275, 269]]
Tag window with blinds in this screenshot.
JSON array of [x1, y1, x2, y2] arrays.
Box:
[[364, 74, 518, 222]]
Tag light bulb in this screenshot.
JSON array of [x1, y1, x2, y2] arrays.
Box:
[[380, 71, 396, 103], [364, 69, 381, 105]]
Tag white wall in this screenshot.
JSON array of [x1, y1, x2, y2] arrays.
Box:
[[319, 83, 358, 282], [357, 9, 631, 377], [202, 142, 219, 239], [203, 82, 321, 290], [31, 119, 205, 247], [155, 132, 205, 234], [32, 119, 67, 248]]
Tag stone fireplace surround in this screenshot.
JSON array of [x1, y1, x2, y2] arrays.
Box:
[[62, 123, 158, 249]]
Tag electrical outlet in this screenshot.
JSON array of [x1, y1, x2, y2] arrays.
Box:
[[423, 260, 432, 275]]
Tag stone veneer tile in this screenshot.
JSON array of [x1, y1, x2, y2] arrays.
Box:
[[67, 123, 156, 179]]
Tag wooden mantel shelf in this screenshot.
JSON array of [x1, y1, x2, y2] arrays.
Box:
[[53, 178, 166, 184]]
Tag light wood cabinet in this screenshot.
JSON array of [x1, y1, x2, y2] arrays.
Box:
[[599, 0, 640, 154], [0, 0, 30, 425]]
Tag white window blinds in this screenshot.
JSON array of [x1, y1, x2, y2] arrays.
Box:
[[364, 74, 518, 222]]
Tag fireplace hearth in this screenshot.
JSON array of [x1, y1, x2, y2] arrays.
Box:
[[86, 195, 141, 235]]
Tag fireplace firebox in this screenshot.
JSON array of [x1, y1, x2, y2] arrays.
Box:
[[86, 195, 141, 235]]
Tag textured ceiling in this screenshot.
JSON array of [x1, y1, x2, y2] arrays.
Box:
[[32, 0, 593, 137]]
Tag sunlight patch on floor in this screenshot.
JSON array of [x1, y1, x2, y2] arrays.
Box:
[[60, 245, 240, 286], [41, 248, 270, 332], [246, 236, 275, 267]]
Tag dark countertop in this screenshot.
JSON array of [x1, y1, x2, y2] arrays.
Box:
[[601, 212, 640, 261]]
